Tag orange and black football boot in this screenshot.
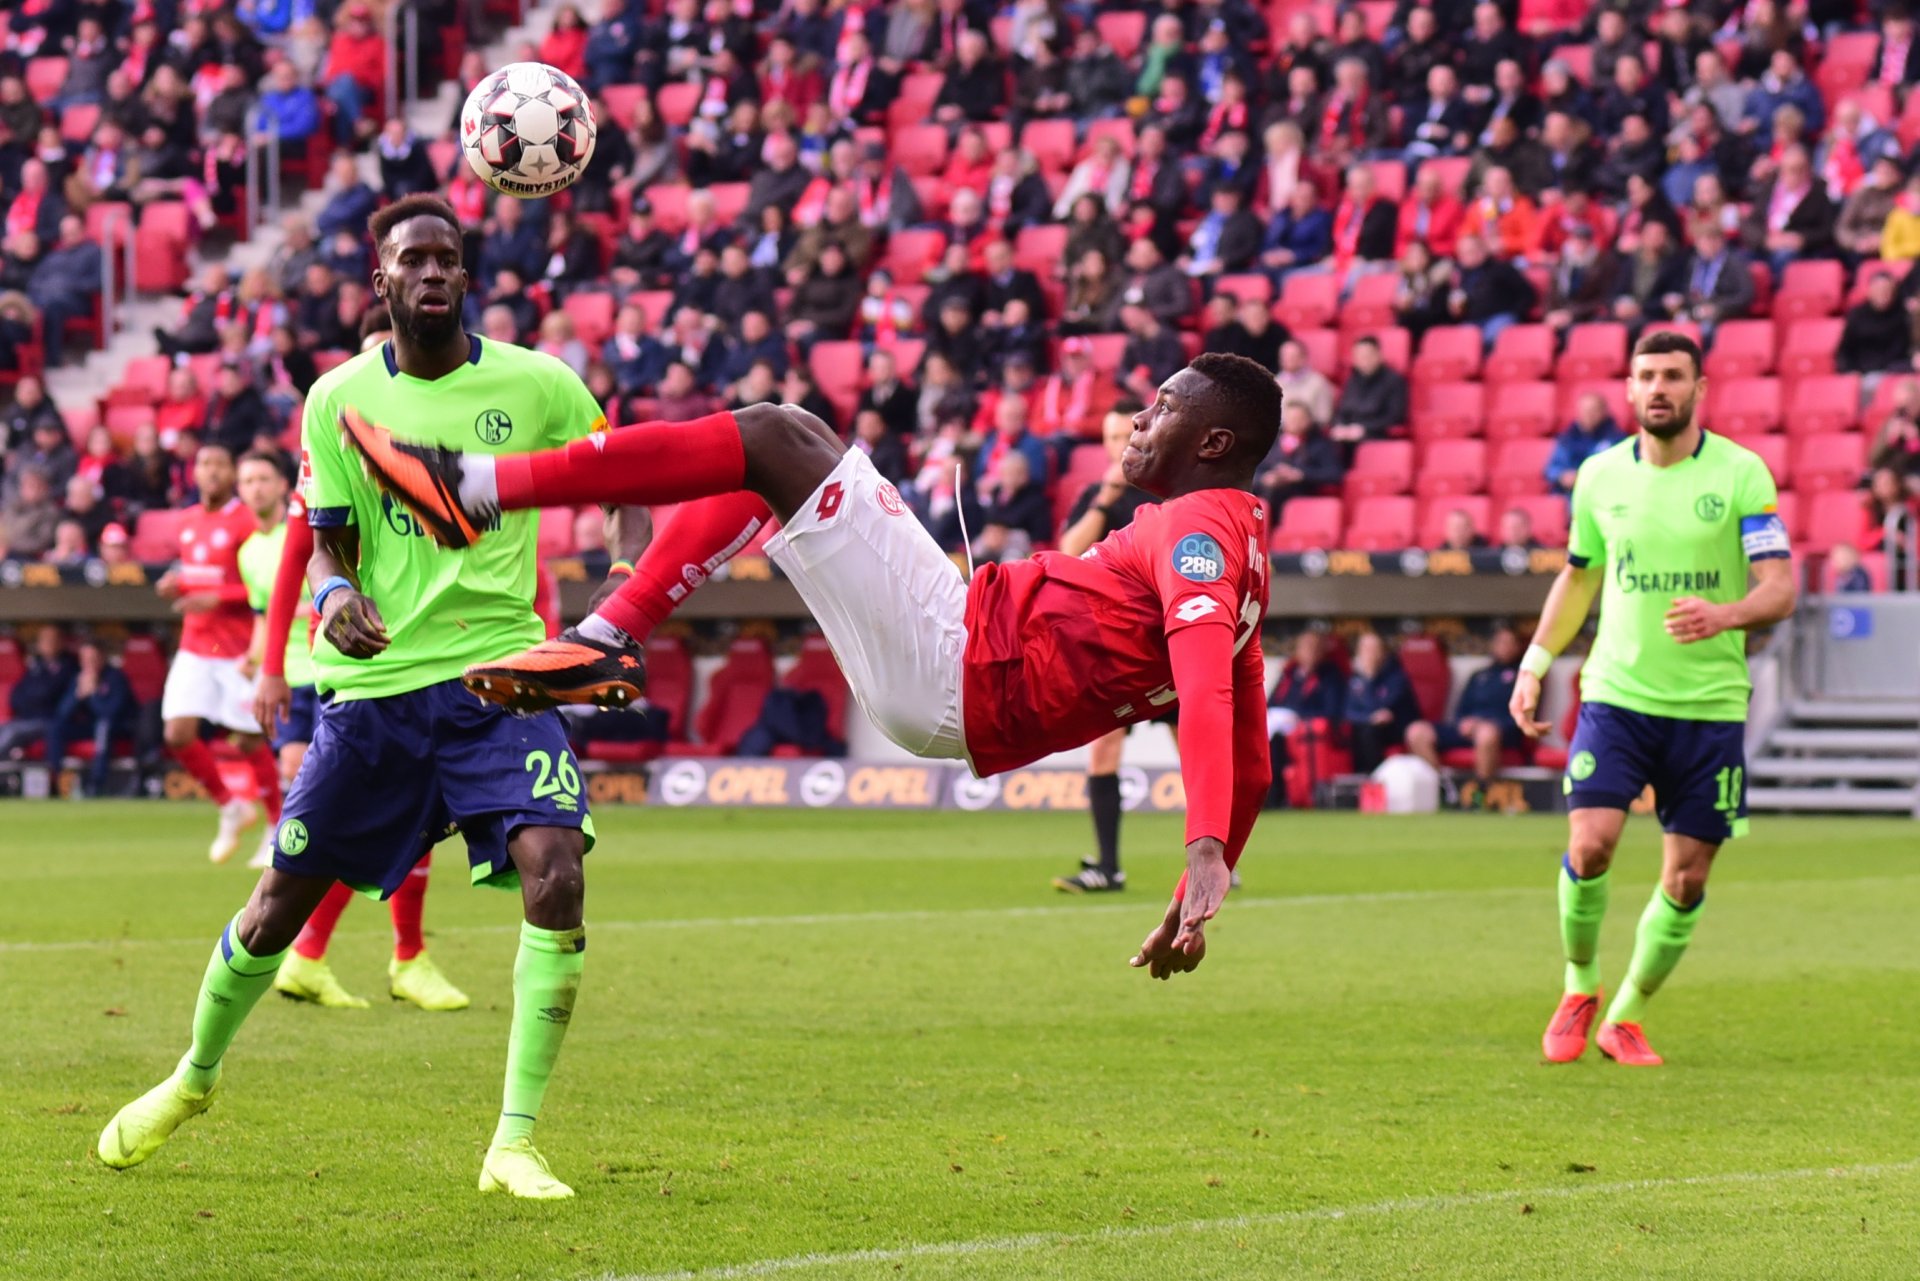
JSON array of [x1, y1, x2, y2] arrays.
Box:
[[337, 406, 491, 549], [463, 629, 646, 713]]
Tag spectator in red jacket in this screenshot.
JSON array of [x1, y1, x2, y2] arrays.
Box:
[[539, 5, 590, 82], [321, 2, 387, 146], [1396, 164, 1463, 259]]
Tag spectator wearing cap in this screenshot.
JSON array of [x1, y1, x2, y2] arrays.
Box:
[[1204, 294, 1288, 373], [1539, 221, 1618, 340], [1256, 402, 1343, 518], [97, 521, 133, 565], [1329, 336, 1408, 452], [1274, 338, 1335, 425], [321, 1, 388, 146], [1259, 182, 1332, 284], [1670, 221, 1755, 341], [1838, 154, 1908, 260], [1117, 304, 1185, 403], [1744, 48, 1824, 139], [1182, 184, 1263, 279], [1742, 144, 1836, 276], [851, 141, 922, 234], [1447, 234, 1536, 344], [1031, 338, 1115, 440], [1545, 393, 1625, 497], [1836, 272, 1913, 376]]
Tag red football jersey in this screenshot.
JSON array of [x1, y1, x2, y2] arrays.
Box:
[[961, 487, 1269, 776], [175, 498, 258, 658]]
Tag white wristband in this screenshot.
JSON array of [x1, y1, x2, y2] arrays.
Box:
[[1520, 644, 1555, 680]]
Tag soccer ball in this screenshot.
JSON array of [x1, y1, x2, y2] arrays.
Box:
[[459, 62, 597, 198]]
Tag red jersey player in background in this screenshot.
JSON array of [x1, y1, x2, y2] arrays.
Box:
[[158, 442, 285, 864], [344, 352, 1279, 977]]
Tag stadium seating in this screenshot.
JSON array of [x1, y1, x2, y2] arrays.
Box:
[[666, 638, 776, 757], [1269, 497, 1344, 552], [1483, 325, 1555, 385], [1345, 497, 1416, 550], [1396, 634, 1451, 724], [777, 636, 851, 751], [1344, 441, 1415, 499]]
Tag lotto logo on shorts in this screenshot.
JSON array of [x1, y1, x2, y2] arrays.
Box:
[[1173, 533, 1224, 582]]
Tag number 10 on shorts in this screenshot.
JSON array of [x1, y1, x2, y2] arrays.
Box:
[[1713, 765, 1743, 816], [526, 750, 583, 812]]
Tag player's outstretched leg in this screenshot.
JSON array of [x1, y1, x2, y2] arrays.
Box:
[[274, 881, 369, 1009], [98, 872, 333, 1167], [481, 830, 588, 1199], [388, 854, 469, 1011]]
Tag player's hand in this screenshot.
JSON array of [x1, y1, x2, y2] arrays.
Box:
[[321, 588, 390, 658], [237, 652, 259, 679], [155, 571, 180, 599], [254, 673, 291, 730], [1665, 596, 1729, 645], [1129, 898, 1206, 980], [1510, 670, 1551, 739], [171, 594, 216, 615], [1174, 836, 1230, 953]]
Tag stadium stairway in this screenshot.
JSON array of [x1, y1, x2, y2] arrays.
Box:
[[1748, 699, 1920, 816], [44, 9, 551, 418]]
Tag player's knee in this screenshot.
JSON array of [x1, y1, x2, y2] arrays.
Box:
[[162, 720, 195, 749], [1405, 721, 1435, 751], [512, 829, 586, 925], [1566, 826, 1619, 875]]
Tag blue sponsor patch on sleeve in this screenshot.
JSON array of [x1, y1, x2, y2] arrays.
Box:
[[1738, 512, 1790, 560], [1173, 533, 1225, 582]]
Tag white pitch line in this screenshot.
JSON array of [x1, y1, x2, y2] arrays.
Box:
[[7, 874, 1920, 956], [596, 1156, 1920, 1281]]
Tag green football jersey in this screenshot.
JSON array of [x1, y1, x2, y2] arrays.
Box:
[[1568, 432, 1790, 723], [301, 336, 606, 700], [238, 515, 314, 688]]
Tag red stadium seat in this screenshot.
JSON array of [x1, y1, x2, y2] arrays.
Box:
[[1773, 260, 1845, 320], [1483, 324, 1554, 384], [1341, 272, 1399, 330], [121, 637, 167, 705], [1269, 496, 1344, 551], [883, 228, 947, 283], [131, 509, 188, 562], [599, 84, 645, 130], [1084, 117, 1137, 157], [1410, 381, 1485, 440], [1506, 494, 1569, 547], [632, 289, 675, 330], [655, 82, 700, 126], [1410, 325, 1482, 382], [0, 636, 22, 715], [1786, 374, 1861, 434], [1345, 496, 1416, 550], [1557, 322, 1627, 381], [1863, 375, 1920, 433], [1489, 438, 1555, 498], [1553, 42, 1593, 84], [1358, 326, 1411, 375], [1711, 378, 1782, 435], [1703, 319, 1775, 379], [59, 101, 100, 143], [1418, 495, 1490, 548], [1817, 32, 1878, 102], [643, 183, 690, 232], [890, 123, 949, 177], [1083, 333, 1128, 374], [707, 183, 750, 227], [1019, 119, 1077, 174], [1294, 327, 1339, 376], [1484, 381, 1558, 439], [1415, 440, 1487, 499], [1776, 319, 1844, 379], [118, 355, 172, 402], [683, 638, 776, 755], [781, 635, 851, 746], [1804, 491, 1864, 555], [1095, 10, 1148, 58], [809, 341, 865, 424], [1790, 432, 1868, 493], [104, 402, 155, 440], [25, 57, 67, 103], [1364, 159, 1406, 202], [889, 336, 926, 375], [1013, 223, 1067, 276], [1773, 490, 1802, 540], [562, 291, 615, 347], [1214, 274, 1272, 305], [1397, 634, 1451, 724], [1344, 441, 1415, 499], [1416, 156, 1471, 193], [1274, 272, 1339, 331], [1847, 260, 1911, 307], [1725, 433, 1788, 485]]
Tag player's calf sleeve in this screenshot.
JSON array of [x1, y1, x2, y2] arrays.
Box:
[[1088, 773, 1122, 874], [1607, 890, 1703, 1024], [292, 882, 355, 961], [182, 915, 288, 1092], [491, 412, 744, 510], [246, 746, 282, 823], [1557, 854, 1610, 996], [492, 921, 586, 1149], [389, 860, 428, 962], [170, 739, 231, 805], [591, 491, 773, 642]]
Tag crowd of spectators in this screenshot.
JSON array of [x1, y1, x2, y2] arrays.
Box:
[[4, 0, 1920, 582]]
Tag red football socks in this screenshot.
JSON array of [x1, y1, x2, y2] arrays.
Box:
[[597, 491, 773, 640], [493, 412, 746, 510], [170, 739, 230, 805], [389, 853, 429, 962], [294, 882, 354, 960], [246, 745, 282, 823]]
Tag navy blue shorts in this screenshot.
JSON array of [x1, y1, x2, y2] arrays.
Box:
[[272, 679, 594, 898], [269, 683, 319, 752], [1564, 702, 1748, 844]]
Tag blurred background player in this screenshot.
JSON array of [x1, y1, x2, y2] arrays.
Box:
[[98, 196, 640, 1200], [1513, 332, 1795, 1068], [243, 440, 468, 1012], [1051, 402, 1162, 894], [156, 442, 283, 863], [341, 354, 1280, 983]]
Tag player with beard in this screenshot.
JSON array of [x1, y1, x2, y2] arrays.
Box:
[[1511, 331, 1795, 1067], [98, 196, 640, 1200]]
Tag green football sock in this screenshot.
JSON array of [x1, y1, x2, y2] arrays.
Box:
[[492, 921, 586, 1149], [1557, 855, 1610, 996], [180, 916, 288, 1093], [1607, 890, 1704, 1024]]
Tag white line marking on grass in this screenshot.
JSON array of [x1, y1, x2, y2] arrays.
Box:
[[8, 875, 1920, 955], [595, 1156, 1920, 1281]]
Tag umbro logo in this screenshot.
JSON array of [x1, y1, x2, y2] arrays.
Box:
[[538, 1006, 571, 1023]]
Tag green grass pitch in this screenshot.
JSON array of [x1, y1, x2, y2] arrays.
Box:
[[3, 802, 1917, 1280]]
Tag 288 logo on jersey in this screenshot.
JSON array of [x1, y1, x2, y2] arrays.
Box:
[[1172, 533, 1224, 582]]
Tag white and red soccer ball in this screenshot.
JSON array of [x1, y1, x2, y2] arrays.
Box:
[[459, 62, 597, 198]]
